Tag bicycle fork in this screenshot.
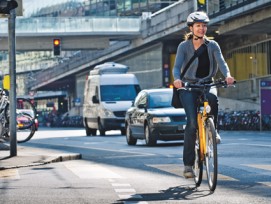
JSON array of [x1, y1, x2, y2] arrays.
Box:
[[197, 101, 209, 161]]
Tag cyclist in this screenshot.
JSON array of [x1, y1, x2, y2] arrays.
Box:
[[172, 11, 235, 178]]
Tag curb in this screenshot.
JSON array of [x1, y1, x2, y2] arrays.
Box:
[[0, 153, 82, 170]]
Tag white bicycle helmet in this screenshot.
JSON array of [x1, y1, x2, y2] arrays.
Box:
[[187, 11, 209, 26]]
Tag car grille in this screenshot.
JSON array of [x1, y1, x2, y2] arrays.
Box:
[[171, 115, 186, 122], [114, 111, 126, 117]]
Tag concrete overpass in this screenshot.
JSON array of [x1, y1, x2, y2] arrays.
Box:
[[0, 16, 141, 51], [1, 0, 271, 106], [25, 0, 271, 91]]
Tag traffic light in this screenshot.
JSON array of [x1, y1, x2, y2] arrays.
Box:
[[53, 38, 61, 56], [197, 0, 207, 12], [0, 0, 18, 14]]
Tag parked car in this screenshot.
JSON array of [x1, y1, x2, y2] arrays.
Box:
[[17, 109, 39, 130], [125, 88, 186, 146]]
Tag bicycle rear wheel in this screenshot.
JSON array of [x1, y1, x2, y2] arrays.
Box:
[[205, 117, 218, 191], [193, 136, 203, 187]]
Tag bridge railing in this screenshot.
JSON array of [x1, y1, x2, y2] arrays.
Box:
[[0, 16, 141, 35]]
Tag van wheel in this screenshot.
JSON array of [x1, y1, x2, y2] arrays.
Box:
[[84, 119, 91, 136], [145, 124, 157, 146], [90, 129, 97, 136], [98, 120, 106, 135], [126, 123, 137, 145]]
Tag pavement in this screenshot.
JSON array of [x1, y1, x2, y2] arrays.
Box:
[[0, 142, 82, 170]]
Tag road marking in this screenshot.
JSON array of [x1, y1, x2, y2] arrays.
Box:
[[64, 161, 122, 179], [115, 188, 136, 193], [109, 179, 146, 203], [258, 182, 271, 187], [147, 164, 238, 181], [0, 169, 20, 179], [45, 143, 156, 157], [242, 164, 271, 171], [112, 183, 131, 187]]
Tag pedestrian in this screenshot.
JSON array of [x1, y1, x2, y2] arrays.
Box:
[[172, 11, 235, 179]]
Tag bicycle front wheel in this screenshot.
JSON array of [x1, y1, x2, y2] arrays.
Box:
[[16, 98, 37, 143], [205, 117, 218, 191], [4, 98, 37, 143]]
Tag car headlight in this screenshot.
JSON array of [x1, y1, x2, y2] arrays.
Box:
[[152, 117, 171, 123], [99, 109, 114, 117]]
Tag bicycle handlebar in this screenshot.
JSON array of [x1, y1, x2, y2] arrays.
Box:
[[183, 80, 236, 91]]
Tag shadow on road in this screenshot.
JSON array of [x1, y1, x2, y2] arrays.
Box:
[[115, 184, 213, 203]]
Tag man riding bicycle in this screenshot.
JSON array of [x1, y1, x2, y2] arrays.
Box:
[[172, 11, 235, 178]]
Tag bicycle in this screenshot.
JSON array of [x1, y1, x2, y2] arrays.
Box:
[[0, 89, 38, 143], [184, 80, 235, 191]]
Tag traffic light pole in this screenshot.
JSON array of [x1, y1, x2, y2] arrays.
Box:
[[8, 9, 17, 156]]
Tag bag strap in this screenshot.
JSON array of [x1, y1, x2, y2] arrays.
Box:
[[180, 40, 209, 80]]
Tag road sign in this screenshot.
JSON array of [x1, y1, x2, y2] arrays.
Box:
[[260, 80, 271, 115]]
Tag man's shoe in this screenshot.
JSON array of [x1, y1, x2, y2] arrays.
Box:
[[216, 131, 222, 144], [183, 166, 194, 179]]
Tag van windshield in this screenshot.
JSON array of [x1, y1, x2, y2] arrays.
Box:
[[100, 85, 141, 102]]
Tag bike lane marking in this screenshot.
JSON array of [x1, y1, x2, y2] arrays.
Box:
[[64, 160, 147, 202], [108, 179, 146, 203]]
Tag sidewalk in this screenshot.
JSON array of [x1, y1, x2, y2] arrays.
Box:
[[0, 142, 82, 170]]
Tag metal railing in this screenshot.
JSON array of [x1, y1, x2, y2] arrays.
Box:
[[0, 16, 141, 35]]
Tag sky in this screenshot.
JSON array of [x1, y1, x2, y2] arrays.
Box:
[[23, 0, 84, 17]]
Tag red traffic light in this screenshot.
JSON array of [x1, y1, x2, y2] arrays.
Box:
[[53, 39, 61, 46], [53, 38, 61, 56]]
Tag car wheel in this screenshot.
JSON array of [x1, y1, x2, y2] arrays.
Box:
[[145, 124, 157, 146], [98, 120, 106, 135], [126, 123, 137, 145]]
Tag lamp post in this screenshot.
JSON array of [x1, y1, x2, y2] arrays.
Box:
[[0, 0, 18, 156]]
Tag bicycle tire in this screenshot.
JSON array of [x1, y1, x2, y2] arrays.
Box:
[[16, 98, 37, 143], [193, 136, 203, 187], [5, 98, 37, 143], [205, 117, 218, 191]]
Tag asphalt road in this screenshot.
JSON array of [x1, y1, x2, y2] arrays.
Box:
[[1, 128, 270, 204]]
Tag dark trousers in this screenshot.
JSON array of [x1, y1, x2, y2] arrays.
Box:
[[179, 88, 218, 166]]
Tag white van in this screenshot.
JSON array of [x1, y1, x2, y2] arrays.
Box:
[[83, 62, 141, 136]]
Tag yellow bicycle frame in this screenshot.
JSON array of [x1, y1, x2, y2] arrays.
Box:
[[197, 101, 209, 161]]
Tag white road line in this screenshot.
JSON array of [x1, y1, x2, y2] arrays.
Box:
[[112, 183, 131, 187], [108, 179, 146, 203], [115, 189, 136, 193], [65, 161, 122, 179]]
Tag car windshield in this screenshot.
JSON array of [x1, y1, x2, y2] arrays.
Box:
[[149, 91, 172, 108], [100, 85, 140, 102]]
